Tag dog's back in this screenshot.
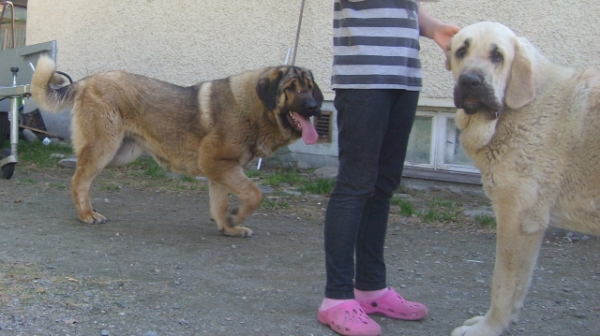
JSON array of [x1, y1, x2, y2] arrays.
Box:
[[549, 68, 600, 236]]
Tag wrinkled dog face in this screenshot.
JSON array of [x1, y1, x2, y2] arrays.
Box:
[[278, 67, 323, 120], [256, 66, 324, 145], [446, 22, 520, 117]]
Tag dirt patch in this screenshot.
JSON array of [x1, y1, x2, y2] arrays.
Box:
[[0, 165, 598, 336]]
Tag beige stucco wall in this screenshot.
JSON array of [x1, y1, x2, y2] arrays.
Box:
[[27, 0, 333, 96], [27, 0, 600, 100]]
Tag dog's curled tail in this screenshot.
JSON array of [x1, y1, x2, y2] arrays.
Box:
[[31, 55, 77, 113]]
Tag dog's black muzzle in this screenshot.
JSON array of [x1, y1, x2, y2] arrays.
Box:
[[295, 92, 322, 118], [302, 99, 321, 117], [454, 72, 501, 116]]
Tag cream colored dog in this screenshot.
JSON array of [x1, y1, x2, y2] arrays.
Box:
[[446, 21, 600, 336]]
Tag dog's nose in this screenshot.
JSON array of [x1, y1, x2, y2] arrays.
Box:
[[459, 73, 483, 89], [303, 100, 321, 117]]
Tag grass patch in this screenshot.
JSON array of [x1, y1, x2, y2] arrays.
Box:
[[475, 214, 496, 228], [261, 171, 305, 186], [421, 209, 459, 223], [428, 198, 457, 208], [18, 177, 37, 184], [392, 198, 415, 217], [419, 197, 460, 223], [247, 169, 336, 195], [47, 182, 67, 190], [301, 178, 336, 195], [140, 159, 166, 178], [180, 175, 197, 183], [246, 169, 335, 195], [16, 141, 73, 168], [261, 199, 290, 209], [125, 156, 167, 178], [245, 170, 262, 178]]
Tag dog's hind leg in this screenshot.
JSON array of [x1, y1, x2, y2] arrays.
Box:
[[70, 110, 124, 225], [208, 179, 254, 238]]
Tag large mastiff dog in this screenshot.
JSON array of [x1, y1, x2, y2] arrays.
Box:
[[31, 56, 323, 238], [446, 22, 600, 336]]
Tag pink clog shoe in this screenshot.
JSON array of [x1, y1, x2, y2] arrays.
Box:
[[318, 300, 382, 336], [357, 288, 428, 320]]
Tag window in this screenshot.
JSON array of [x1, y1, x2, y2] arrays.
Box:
[[405, 106, 478, 174], [442, 117, 473, 167], [406, 115, 433, 164]]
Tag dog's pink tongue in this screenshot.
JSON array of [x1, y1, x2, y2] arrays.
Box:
[[292, 111, 319, 145]]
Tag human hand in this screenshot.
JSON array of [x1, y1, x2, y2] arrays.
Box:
[[433, 24, 460, 50]]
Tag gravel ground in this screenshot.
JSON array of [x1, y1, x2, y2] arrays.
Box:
[[0, 165, 598, 336]]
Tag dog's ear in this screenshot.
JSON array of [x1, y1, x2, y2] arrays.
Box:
[[309, 71, 324, 107], [313, 82, 324, 107], [505, 37, 535, 109], [445, 37, 454, 71], [256, 69, 283, 110]]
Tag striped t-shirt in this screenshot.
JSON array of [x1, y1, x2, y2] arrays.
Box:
[[331, 0, 422, 90]]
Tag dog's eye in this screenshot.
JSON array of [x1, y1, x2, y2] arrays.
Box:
[[455, 46, 467, 59], [491, 50, 503, 63]]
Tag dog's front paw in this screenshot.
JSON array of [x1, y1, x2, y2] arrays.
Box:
[[451, 316, 503, 336], [462, 315, 484, 327], [79, 210, 107, 225]]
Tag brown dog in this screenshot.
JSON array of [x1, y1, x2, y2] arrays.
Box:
[[31, 56, 323, 237]]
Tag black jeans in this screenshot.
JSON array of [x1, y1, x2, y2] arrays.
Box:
[[324, 89, 419, 299]]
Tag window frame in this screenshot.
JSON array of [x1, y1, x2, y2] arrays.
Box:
[[404, 103, 479, 175]]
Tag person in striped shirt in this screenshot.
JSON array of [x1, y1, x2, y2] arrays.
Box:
[[318, 1, 460, 335]]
